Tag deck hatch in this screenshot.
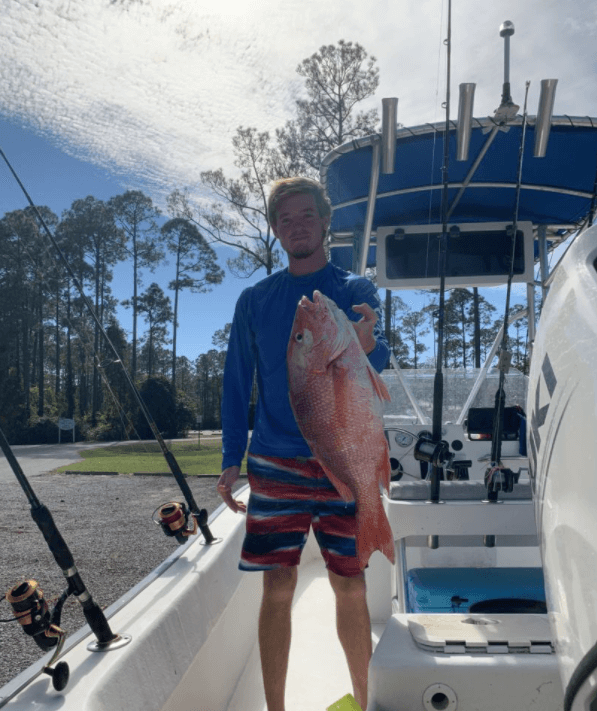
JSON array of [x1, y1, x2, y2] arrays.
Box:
[[407, 613, 554, 655]]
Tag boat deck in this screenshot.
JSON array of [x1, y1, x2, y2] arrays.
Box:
[[227, 554, 385, 711]]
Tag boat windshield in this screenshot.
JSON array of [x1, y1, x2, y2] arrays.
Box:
[[382, 368, 528, 425]]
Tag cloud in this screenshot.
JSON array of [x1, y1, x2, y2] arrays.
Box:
[[1, 0, 595, 209]]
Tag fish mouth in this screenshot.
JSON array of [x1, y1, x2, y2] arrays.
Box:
[[298, 292, 336, 320], [298, 294, 317, 312]]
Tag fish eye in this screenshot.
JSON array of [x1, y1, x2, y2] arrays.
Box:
[[295, 333, 303, 341]]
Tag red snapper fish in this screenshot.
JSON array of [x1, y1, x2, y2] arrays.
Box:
[[287, 290, 395, 569]]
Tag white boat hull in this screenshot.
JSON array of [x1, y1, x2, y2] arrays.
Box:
[[530, 224, 597, 711]]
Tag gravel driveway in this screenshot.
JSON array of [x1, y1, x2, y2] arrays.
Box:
[[0, 470, 246, 689]]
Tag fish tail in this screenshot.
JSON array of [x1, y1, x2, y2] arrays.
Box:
[[356, 499, 395, 569]]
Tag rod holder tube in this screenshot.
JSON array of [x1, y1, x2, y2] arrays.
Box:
[[534, 79, 558, 157], [356, 139, 381, 276], [456, 83, 476, 161], [381, 98, 398, 174]]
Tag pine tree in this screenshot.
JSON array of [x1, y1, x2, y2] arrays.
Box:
[[277, 40, 380, 173]]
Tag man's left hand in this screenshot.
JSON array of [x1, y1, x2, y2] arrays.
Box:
[[352, 303, 377, 355]]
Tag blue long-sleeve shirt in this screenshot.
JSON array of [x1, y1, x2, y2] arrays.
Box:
[[221, 262, 390, 469]]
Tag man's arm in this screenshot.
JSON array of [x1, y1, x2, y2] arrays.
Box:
[[219, 291, 255, 513], [221, 289, 255, 470]]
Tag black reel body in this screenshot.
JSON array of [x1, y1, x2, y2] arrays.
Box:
[[6, 580, 70, 691], [6, 580, 60, 651], [485, 465, 518, 494], [154, 501, 198, 544], [414, 437, 455, 474]]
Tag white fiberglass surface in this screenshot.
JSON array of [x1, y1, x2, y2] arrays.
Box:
[[227, 554, 385, 711]]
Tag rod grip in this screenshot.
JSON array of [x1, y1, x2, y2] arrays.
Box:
[[30, 503, 75, 571]]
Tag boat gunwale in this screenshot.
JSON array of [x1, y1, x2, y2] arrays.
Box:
[[0, 485, 250, 709]]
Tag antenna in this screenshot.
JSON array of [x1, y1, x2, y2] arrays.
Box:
[[494, 21, 519, 123], [500, 21, 515, 101]]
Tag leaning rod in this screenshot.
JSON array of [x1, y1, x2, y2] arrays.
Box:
[[489, 82, 531, 472], [0, 147, 215, 545], [0, 425, 116, 646], [428, 0, 453, 519]]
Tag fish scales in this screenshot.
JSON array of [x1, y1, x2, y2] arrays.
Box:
[[287, 290, 395, 569]]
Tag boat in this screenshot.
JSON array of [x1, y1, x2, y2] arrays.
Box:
[[2, 19, 597, 711]]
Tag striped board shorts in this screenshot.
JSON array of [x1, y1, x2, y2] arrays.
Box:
[[239, 454, 362, 578]]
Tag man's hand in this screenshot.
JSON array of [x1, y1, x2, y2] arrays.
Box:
[[217, 466, 247, 514], [351, 303, 378, 355]]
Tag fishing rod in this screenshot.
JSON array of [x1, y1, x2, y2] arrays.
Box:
[[0, 146, 216, 546], [411, 0, 453, 550], [0, 424, 127, 691], [483, 80, 532, 536]]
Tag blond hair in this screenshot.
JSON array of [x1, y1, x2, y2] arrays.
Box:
[[267, 177, 332, 227]]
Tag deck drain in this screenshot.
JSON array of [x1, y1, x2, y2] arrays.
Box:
[[423, 683, 458, 711]]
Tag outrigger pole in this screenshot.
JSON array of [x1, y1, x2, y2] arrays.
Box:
[[0, 146, 215, 546]]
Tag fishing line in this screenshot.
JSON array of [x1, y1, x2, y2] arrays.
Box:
[[0, 145, 215, 544], [425, 0, 446, 279], [429, 0, 452, 468]]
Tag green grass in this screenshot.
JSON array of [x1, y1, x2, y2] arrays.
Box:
[[55, 439, 247, 476]]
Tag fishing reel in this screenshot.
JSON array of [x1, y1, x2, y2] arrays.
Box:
[[153, 501, 198, 544], [5, 580, 70, 691], [484, 464, 519, 494], [414, 436, 456, 474]]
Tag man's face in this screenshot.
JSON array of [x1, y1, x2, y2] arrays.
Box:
[[272, 192, 329, 261]]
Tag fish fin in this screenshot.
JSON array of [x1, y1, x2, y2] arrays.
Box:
[[366, 362, 391, 402], [321, 465, 355, 503], [356, 498, 395, 569], [379, 448, 391, 494]]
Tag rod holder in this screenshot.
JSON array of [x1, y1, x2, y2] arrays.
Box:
[[381, 98, 398, 174], [456, 83, 476, 161], [534, 79, 558, 157]]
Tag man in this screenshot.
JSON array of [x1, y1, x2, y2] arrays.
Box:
[[217, 176, 389, 711]]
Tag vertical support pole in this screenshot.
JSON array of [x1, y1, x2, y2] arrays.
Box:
[[526, 282, 536, 360], [538, 224, 550, 303]]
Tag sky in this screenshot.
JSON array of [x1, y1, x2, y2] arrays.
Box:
[[1, 0, 596, 361]]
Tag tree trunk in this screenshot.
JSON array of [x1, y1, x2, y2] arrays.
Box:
[[55, 286, 61, 395], [473, 287, 481, 368], [38, 294, 44, 417], [385, 290, 391, 356], [66, 284, 74, 419], [132, 246, 138, 382], [172, 244, 182, 392], [23, 309, 31, 418], [91, 251, 101, 427]]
